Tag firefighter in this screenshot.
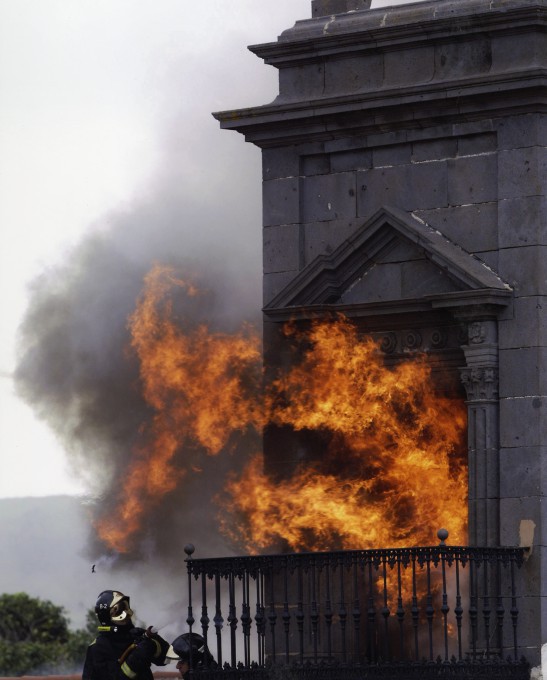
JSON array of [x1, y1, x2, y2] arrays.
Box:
[[82, 590, 170, 680], [167, 633, 217, 679]]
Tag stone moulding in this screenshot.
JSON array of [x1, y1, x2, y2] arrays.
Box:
[[262, 205, 512, 320], [213, 0, 547, 147]]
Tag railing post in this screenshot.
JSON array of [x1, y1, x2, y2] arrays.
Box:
[[411, 552, 419, 661], [267, 561, 277, 664], [184, 544, 195, 674], [213, 572, 223, 668], [438, 529, 450, 662], [227, 572, 238, 668], [200, 573, 210, 667], [324, 557, 333, 661]]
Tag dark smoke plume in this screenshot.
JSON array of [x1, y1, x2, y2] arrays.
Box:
[[14, 123, 263, 567]]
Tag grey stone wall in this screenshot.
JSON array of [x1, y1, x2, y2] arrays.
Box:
[[215, 0, 547, 664]]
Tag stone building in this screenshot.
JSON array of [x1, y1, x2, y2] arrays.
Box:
[[213, 0, 547, 667]]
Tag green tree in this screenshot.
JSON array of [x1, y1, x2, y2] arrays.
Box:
[[0, 593, 69, 644], [0, 593, 94, 676]]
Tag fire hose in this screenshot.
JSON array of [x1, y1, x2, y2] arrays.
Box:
[[117, 626, 161, 665]]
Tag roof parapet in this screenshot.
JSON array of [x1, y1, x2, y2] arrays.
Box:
[[311, 0, 372, 17]]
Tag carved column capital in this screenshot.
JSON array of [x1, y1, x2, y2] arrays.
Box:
[[460, 366, 499, 402]]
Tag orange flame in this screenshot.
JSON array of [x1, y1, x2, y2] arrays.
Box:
[[96, 264, 262, 551], [96, 266, 467, 554], [223, 318, 467, 552]]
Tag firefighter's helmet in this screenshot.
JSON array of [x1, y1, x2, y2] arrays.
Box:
[[168, 633, 214, 667], [95, 590, 133, 625]]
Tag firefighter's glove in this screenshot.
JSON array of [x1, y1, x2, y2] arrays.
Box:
[[141, 629, 170, 665], [151, 633, 170, 665], [130, 627, 147, 641]]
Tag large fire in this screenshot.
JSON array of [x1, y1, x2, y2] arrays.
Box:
[[97, 264, 467, 553]]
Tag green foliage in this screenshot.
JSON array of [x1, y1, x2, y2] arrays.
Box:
[[0, 592, 70, 644], [0, 593, 96, 676]]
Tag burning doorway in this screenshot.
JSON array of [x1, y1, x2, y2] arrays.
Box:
[[230, 313, 469, 553], [259, 207, 510, 551]]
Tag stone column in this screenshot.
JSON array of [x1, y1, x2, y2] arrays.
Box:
[[459, 317, 500, 547]]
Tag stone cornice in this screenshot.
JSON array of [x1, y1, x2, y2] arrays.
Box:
[[213, 70, 547, 146], [263, 290, 511, 323], [251, 1, 546, 65], [214, 0, 546, 146]]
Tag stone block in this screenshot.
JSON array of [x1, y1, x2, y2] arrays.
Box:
[[303, 218, 359, 266], [498, 245, 547, 297], [500, 397, 547, 449], [367, 129, 409, 149], [302, 154, 330, 177], [499, 296, 547, 350], [414, 203, 498, 253], [539, 549, 547, 599], [324, 136, 369, 154], [497, 114, 545, 151], [278, 63, 325, 101], [301, 172, 357, 223], [500, 497, 544, 547], [263, 224, 301, 274], [412, 138, 457, 163], [324, 53, 383, 96], [499, 347, 547, 397], [491, 32, 545, 74], [434, 37, 491, 80], [340, 262, 402, 304], [263, 271, 298, 307], [330, 148, 372, 173], [499, 446, 543, 498], [357, 162, 448, 218], [384, 45, 434, 87], [380, 239, 423, 265], [473, 249, 498, 274], [262, 148, 301, 180], [263, 177, 300, 227], [499, 146, 547, 200], [453, 119, 495, 139], [373, 144, 411, 167], [447, 154, 498, 206], [498, 196, 547, 248], [401, 259, 456, 297], [458, 133, 497, 157]]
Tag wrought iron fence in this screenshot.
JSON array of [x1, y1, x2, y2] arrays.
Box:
[[183, 535, 529, 680]]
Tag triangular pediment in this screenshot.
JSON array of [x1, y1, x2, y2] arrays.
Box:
[[264, 206, 511, 316]]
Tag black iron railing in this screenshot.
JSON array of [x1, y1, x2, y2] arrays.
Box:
[[183, 534, 529, 679]]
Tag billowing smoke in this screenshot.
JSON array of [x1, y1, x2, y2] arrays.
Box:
[[13, 120, 263, 568]]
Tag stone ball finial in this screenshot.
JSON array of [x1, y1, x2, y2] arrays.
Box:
[[437, 528, 449, 545], [312, 0, 372, 18]]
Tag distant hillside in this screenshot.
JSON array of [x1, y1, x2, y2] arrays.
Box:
[[0, 496, 93, 629]]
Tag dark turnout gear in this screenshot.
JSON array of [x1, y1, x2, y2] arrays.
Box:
[[83, 625, 170, 680], [83, 589, 170, 680]]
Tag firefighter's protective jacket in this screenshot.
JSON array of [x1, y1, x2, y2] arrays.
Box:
[[82, 626, 168, 680]]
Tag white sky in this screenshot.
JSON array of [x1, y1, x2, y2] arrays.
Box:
[[0, 0, 416, 500]]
